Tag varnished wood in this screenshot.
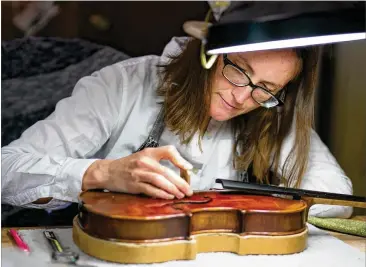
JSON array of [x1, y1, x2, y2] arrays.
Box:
[[78, 191, 307, 243]]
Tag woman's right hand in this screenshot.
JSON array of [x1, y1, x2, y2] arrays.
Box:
[[82, 145, 194, 199]]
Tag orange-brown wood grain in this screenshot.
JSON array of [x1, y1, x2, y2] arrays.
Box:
[[80, 191, 307, 218], [78, 191, 307, 243]]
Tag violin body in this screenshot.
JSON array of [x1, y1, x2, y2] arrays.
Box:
[[73, 190, 309, 263]]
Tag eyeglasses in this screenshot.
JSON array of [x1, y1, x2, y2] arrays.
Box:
[[222, 54, 285, 108]]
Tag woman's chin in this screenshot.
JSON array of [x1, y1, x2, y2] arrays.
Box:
[[209, 106, 253, 121], [209, 109, 233, 121]]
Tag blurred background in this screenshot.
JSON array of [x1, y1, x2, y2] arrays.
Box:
[[2, 1, 365, 225]]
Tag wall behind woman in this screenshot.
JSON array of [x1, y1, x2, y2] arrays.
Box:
[[1, 1, 209, 57], [329, 40, 366, 215]]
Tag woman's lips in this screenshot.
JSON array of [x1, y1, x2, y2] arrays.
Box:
[[219, 94, 240, 110]]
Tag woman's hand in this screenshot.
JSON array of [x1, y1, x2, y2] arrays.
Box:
[[82, 145, 194, 199]]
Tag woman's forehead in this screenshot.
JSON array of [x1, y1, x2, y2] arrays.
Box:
[[227, 49, 302, 86]]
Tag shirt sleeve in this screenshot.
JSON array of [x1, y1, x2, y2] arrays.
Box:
[[1, 63, 125, 209], [279, 127, 353, 218]]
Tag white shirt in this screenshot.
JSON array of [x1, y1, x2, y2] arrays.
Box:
[[1, 37, 353, 218]]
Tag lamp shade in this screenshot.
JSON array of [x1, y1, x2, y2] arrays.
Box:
[[205, 5, 365, 54]]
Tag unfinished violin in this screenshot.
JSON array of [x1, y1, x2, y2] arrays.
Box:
[[72, 179, 366, 264]]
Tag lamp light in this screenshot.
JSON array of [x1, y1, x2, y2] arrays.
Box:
[[206, 5, 365, 55], [183, 2, 365, 68]]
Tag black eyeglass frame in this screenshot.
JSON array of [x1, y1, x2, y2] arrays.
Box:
[[222, 54, 285, 108]]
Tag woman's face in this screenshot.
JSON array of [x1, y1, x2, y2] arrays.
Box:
[[210, 49, 301, 121]]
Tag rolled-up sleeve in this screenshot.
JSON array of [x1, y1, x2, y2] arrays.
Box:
[[1, 63, 124, 209]]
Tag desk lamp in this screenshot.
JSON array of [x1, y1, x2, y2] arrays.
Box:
[[184, 1, 365, 69]]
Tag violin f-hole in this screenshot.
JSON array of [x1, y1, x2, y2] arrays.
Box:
[[169, 196, 212, 211]]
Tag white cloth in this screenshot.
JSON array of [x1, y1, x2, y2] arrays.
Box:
[[1, 37, 353, 218]]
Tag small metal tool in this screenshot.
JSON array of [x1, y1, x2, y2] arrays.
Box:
[[43, 230, 94, 267]]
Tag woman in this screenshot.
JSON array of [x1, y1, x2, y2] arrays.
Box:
[[1, 36, 353, 218]]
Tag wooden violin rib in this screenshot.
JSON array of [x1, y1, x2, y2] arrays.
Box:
[[73, 217, 308, 264], [73, 191, 309, 263]]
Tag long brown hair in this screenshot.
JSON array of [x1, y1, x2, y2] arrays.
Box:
[[157, 39, 321, 188]]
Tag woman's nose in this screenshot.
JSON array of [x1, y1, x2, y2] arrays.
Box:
[[232, 85, 252, 104]]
